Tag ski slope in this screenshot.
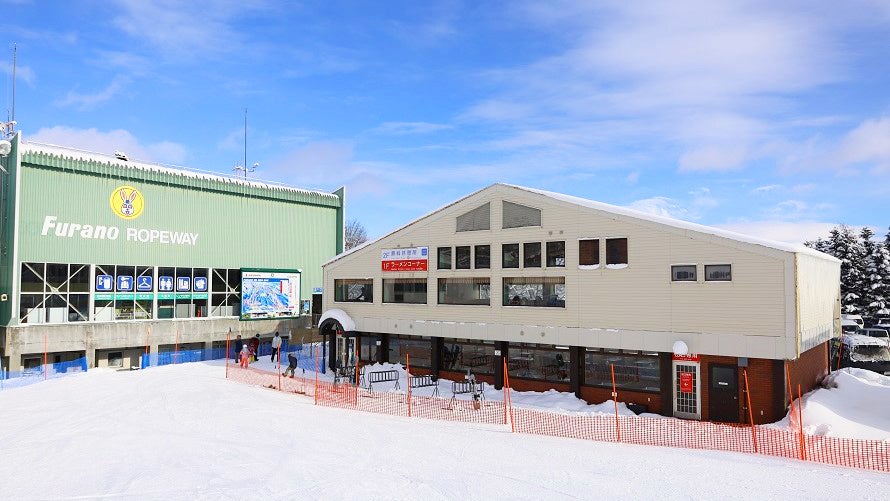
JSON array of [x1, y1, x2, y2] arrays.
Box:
[[0, 362, 887, 500]]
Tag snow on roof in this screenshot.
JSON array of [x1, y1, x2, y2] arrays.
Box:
[[325, 183, 839, 267], [21, 140, 340, 201], [841, 334, 889, 347], [319, 308, 356, 332], [505, 184, 838, 261]]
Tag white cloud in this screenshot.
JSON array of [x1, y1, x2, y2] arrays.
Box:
[[716, 220, 843, 244], [27, 126, 187, 165], [375, 122, 453, 135], [626, 171, 639, 184], [835, 116, 890, 173], [628, 197, 691, 220], [55, 76, 131, 111], [110, 0, 267, 58], [752, 184, 783, 194], [0, 62, 35, 85]]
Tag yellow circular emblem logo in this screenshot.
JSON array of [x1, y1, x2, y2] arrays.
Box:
[[110, 185, 144, 220]]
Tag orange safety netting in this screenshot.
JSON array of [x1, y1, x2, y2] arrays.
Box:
[[226, 366, 890, 473]]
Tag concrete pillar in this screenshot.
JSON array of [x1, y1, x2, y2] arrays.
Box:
[[430, 337, 444, 378], [494, 341, 509, 390], [570, 346, 583, 398]]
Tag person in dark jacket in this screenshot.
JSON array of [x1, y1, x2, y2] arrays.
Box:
[[233, 335, 243, 362], [282, 352, 298, 377]]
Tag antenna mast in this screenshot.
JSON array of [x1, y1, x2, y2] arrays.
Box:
[[243, 107, 247, 175], [11, 43, 16, 134]]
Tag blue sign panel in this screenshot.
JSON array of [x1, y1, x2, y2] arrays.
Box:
[[117, 275, 134, 292], [158, 276, 174, 292], [193, 276, 208, 292], [96, 275, 113, 291], [136, 276, 153, 292], [176, 276, 191, 292]]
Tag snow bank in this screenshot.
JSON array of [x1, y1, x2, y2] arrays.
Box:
[[771, 368, 890, 439], [318, 308, 356, 331]]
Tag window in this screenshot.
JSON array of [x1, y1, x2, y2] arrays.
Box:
[[334, 279, 374, 302], [671, 265, 697, 282], [19, 262, 90, 324], [108, 352, 123, 368], [503, 277, 565, 307], [507, 343, 570, 382], [438, 278, 491, 305], [388, 336, 432, 367], [474, 245, 490, 269], [383, 279, 428, 304], [437, 247, 452, 270], [503, 201, 542, 229], [705, 264, 732, 281], [606, 238, 628, 266], [579, 239, 600, 266], [441, 338, 496, 374], [546, 241, 565, 267], [455, 246, 471, 269], [456, 203, 491, 232], [523, 242, 541, 268], [502, 243, 520, 268], [584, 349, 660, 392], [211, 268, 241, 317]]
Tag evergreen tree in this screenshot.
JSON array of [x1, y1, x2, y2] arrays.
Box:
[[827, 226, 867, 314], [866, 228, 890, 318]]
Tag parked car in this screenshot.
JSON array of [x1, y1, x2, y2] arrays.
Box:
[[830, 334, 890, 376], [855, 327, 890, 346], [841, 314, 865, 329], [841, 319, 860, 334]]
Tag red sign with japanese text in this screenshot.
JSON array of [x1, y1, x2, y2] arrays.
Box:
[[672, 353, 700, 362], [381, 259, 428, 272], [680, 372, 694, 393]]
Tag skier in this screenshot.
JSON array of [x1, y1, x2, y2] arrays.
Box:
[[282, 352, 298, 378], [233, 335, 243, 363], [239, 344, 250, 368], [248, 334, 260, 362], [271, 332, 282, 362]]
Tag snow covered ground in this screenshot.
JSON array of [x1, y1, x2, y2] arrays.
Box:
[[0, 361, 888, 500]]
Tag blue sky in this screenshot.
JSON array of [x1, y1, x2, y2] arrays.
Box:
[[4, 0, 890, 243]]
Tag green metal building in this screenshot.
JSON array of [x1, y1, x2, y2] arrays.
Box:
[[0, 132, 344, 371]]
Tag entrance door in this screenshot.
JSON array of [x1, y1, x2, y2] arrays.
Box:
[[672, 361, 701, 420], [708, 364, 739, 423], [335, 335, 356, 369]]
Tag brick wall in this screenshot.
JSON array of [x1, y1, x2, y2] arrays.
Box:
[[698, 355, 783, 424], [786, 341, 829, 404], [579, 385, 663, 414]]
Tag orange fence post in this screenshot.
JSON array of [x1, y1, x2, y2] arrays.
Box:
[[314, 344, 319, 405], [797, 384, 806, 461], [225, 332, 230, 379], [785, 361, 800, 459], [610, 363, 620, 442], [145, 326, 151, 357], [502, 358, 509, 425], [43, 335, 48, 381], [174, 330, 180, 365], [277, 346, 282, 391], [743, 369, 758, 453], [406, 353, 412, 417]]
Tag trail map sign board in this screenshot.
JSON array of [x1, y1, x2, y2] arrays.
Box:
[[240, 269, 301, 320]]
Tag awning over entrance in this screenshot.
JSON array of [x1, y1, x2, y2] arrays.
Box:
[[318, 308, 356, 334]]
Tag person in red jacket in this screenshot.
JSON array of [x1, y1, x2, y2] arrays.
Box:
[[239, 344, 250, 368], [248, 334, 260, 362]]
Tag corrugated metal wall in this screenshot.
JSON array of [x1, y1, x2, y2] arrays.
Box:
[[17, 163, 339, 297]]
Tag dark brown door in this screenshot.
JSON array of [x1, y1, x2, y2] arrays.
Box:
[[708, 364, 739, 423]]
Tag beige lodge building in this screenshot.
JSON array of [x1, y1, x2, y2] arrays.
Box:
[[320, 184, 840, 423]]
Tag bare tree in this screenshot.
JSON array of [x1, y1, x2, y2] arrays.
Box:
[[345, 219, 369, 250]]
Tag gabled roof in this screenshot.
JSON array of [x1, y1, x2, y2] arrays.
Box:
[[20, 139, 342, 207], [324, 183, 839, 266]]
